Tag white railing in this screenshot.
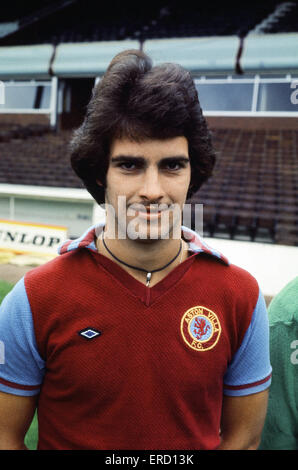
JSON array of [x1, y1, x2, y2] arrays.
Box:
[[194, 74, 298, 116]]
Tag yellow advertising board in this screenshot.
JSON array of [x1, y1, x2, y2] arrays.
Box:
[[0, 220, 68, 256]]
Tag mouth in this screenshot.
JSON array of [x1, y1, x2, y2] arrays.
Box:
[[137, 209, 162, 220], [128, 204, 167, 220]]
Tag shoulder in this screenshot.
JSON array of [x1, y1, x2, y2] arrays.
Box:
[[268, 277, 298, 325], [195, 254, 260, 306], [23, 249, 98, 313], [25, 249, 91, 287], [226, 262, 259, 290], [185, 226, 260, 304]]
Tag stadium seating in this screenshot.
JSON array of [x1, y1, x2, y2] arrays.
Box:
[[0, 123, 297, 246], [190, 127, 298, 246], [0, 123, 49, 142], [256, 2, 298, 33], [1, 1, 297, 46], [0, 2, 297, 248], [0, 127, 82, 188]]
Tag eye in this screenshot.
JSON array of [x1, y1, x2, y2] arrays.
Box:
[[167, 162, 180, 170], [164, 161, 184, 171], [118, 161, 137, 170]]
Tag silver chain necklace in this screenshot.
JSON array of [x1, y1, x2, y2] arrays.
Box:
[[101, 233, 183, 287]]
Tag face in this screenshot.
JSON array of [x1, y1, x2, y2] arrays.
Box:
[[102, 136, 191, 242]]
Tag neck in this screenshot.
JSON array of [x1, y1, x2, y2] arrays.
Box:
[[96, 225, 189, 286], [101, 231, 182, 268]]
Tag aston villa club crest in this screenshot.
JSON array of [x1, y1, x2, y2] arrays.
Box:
[[181, 306, 221, 351]]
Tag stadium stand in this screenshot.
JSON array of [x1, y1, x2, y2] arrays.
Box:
[[251, 1, 298, 34], [193, 126, 298, 246], [0, 1, 297, 45], [0, 122, 297, 246], [0, 122, 49, 142], [1, 7, 298, 451], [0, 127, 79, 188], [0, 0, 297, 251]]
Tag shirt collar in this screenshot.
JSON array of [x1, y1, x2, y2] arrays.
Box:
[[58, 222, 230, 266]]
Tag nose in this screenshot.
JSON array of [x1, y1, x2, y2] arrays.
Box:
[[138, 167, 165, 202]]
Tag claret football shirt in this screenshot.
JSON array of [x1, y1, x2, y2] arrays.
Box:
[[0, 223, 272, 449]]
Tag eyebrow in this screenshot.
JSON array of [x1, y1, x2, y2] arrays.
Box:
[[110, 155, 190, 164]]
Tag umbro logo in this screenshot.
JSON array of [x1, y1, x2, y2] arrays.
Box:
[[78, 328, 102, 340]]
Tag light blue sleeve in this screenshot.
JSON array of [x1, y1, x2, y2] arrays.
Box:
[[0, 277, 45, 396], [223, 289, 272, 396]]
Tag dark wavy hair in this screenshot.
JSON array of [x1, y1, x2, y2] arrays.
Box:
[[69, 49, 216, 204]]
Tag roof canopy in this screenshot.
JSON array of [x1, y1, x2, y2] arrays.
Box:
[[0, 34, 297, 79], [144, 36, 239, 74], [52, 40, 140, 77], [0, 44, 54, 79], [241, 33, 298, 73]]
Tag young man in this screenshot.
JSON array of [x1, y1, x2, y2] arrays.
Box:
[[0, 49, 271, 450]]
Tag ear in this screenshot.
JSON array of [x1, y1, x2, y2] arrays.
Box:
[[96, 179, 103, 187]]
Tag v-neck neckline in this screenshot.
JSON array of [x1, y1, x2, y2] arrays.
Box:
[[59, 222, 229, 307], [90, 248, 198, 307]]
